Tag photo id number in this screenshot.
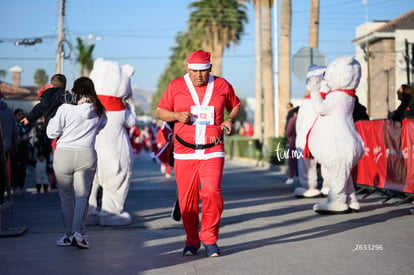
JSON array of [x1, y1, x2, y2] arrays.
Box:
[[352, 244, 384, 251]]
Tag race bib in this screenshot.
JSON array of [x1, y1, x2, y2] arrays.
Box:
[[191, 106, 215, 125]]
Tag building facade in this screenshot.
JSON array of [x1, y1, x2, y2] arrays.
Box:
[[353, 10, 414, 120], [0, 66, 39, 114]]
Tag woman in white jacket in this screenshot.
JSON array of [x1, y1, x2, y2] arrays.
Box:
[[47, 77, 106, 249]]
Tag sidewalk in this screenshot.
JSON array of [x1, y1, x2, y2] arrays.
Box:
[[1, 152, 413, 275]]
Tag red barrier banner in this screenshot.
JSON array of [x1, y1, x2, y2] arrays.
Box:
[[402, 119, 414, 193], [355, 120, 388, 189], [355, 118, 414, 194]]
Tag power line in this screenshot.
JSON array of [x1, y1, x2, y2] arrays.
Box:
[[0, 57, 56, 61], [0, 47, 405, 62], [0, 35, 56, 43]]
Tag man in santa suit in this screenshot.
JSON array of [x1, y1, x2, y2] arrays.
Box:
[[294, 65, 329, 198], [157, 50, 241, 258]]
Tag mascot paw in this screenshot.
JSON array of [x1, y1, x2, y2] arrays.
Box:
[[313, 201, 349, 215], [306, 76, 322, 94], [320, 187, 329, 197], [100, 211, 132, 226], [347, 200, 360, 212], [294, 187, 321, 198], [347, 193, 360, 212]]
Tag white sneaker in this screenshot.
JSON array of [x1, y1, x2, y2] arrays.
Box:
[[165, 173, 172, 178], [285, 178, 294, 185], [71, 232, 90, 249], [56, 234, 73, 246]]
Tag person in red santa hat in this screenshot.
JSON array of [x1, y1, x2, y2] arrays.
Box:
[[157, 50, 241, 257], [129, 124, 143, 156]]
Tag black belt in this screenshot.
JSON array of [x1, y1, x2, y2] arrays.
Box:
[[175, 134, 223, 150]]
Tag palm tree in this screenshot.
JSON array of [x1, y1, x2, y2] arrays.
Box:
[[262, 0, 275, 145], [151, 31, 201, 115], [309, 0, 320, 49], [33, 69, 48, 90], [253, 0, 263, 141], [151, 0, 248, 115], [249, 0, 274, 145], [279, 0, 291, 137], [188, 0, 248, 76], [76, 37, 95, 76]]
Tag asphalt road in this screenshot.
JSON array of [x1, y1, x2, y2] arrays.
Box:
[[1, 152, 413, 275]]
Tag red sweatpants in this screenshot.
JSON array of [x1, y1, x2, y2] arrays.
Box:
[[175, 157, 224, 246]]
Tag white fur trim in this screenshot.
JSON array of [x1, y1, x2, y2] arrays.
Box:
[[174, 152, 225, 160], [183, 73, 214, 149], [188, 63, 211, 70]]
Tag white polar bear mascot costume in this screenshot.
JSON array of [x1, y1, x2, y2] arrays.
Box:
[[87, 58, 136, 226], [306, 56, 364, 214], [294, 65, 330, 198]]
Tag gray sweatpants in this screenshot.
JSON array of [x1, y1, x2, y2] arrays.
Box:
[[53, 147, 97, 235]]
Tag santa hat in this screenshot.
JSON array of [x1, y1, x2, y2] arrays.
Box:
[[187, 50, 211, 70]]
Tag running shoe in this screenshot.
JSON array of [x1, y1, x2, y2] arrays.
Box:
[[204, 243, 220, 257], [56, 234, 73, 247], [183, 244, 200, 256], [71, 232, 90, 249]]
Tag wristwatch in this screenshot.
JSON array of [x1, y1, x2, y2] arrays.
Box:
[[228, 116, 236, 123]]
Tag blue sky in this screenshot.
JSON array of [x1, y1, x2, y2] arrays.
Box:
[[0, 0, 413, 99]]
